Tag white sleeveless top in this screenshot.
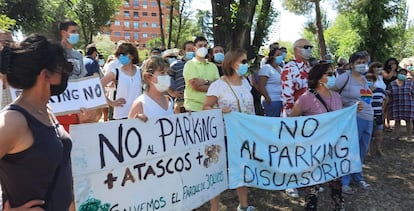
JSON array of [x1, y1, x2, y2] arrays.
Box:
[[138, 93, 174, 118]]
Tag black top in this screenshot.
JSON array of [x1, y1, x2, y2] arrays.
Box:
[[0, 105, 73, 210]]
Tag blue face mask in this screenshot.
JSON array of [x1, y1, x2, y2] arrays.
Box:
[[325, 76, 336, 88], [282, 52, 287, 60], [119, 54, 130, 65], [398, 73, 406, 80], [367, 81, 373, 88], [168, 57, 177, 64], [213, 53, 225, 63], [67, 33, 79, 45], [185, 52, 195, 60], [238, 63, 249, 76], [275, 55, 284, 65]]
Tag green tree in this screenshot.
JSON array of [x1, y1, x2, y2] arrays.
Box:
[[0, 15, 16, 31], [282, 0, 327, 58], [156, 0, 166, 47], [196, 9, 214, 43]]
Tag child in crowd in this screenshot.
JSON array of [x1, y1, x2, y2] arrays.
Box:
[[388, 68, 414, 141], [128, 56, 173, 121], [365, 73, 387, 156]]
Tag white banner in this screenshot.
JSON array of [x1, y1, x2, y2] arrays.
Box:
[[10, 76, 107, 115], [70, 110, 227, 211], [224, 104, 362, 190]]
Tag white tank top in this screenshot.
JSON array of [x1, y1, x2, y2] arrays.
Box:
[[139, 93, 174, 118]]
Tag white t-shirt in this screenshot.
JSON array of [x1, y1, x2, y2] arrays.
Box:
[[110, 66, 142, 119], [258, 64, 282, 101], [207, 78, 255, 114], [137, 93, 174, 118]]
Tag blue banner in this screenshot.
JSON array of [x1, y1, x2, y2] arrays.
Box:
[[224, 104, 362, 190]]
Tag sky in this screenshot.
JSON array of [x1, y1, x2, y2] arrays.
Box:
[[191, 0, 414, 44]]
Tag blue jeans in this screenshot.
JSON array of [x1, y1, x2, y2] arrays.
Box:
[[261, 100, 282, 117], [342, 117, 373, 186]]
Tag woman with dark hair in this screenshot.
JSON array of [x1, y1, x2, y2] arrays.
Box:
[[333, 51, 373, 195], [382, 58, 399, 88], [257, 48, 283, 117], [289, 63, 345, 210], [101, 42, 142, 119], [0, 34, 73, 210], [203, 48, 255, 211]]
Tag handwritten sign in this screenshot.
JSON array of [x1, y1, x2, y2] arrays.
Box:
[[224, 104, 361, 190], [9, 76, 107, 115], [70, 110, 227, 211]]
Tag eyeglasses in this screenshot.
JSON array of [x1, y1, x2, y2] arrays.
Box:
[[241, 59, 248, 64], [324, 72, 334, 77], [296, 45, 313, 50]]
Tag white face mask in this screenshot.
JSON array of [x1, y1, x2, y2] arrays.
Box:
[[196, 47, 208, 58], [153, 75, 171, 92], [354, 64, 367, 74]]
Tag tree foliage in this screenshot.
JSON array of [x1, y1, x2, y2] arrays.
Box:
[[0, 15, 16, 31]]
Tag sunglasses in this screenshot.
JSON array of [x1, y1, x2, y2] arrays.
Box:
[[241, 59, 248, 64], [296, 45, 313, 50]]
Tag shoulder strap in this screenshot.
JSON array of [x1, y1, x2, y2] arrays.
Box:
[[113, 68, 119, 100], [338, 74, 350, 94], [222, 78, 242, 112], [309, 89, 330, 112]]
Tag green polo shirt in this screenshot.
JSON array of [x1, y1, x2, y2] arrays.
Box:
[[183, 58, 220, 111]]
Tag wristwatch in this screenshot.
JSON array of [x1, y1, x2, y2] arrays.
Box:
[[205, 79, 210, 85]]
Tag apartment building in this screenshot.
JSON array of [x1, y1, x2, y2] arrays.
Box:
[[106, 0, 168, 49]]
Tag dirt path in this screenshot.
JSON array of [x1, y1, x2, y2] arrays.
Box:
[[194, 129, 414, 211]]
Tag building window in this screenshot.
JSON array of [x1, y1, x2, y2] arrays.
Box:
[[125, 32, 131, 39], [115, 11, 120, 15], [133, 0, 139, 6], [114, 20, 121, 26], [160, 2, 164, 7], [142, 43, 146, 48], [142, 1, 148, 8], [142, 12, 148, 16], [133, 12, 139, 18], [142, 22, 148, 27], [133, 22, 139, 29], [115, 32, 121, 37], [143, 33, 148, 38], [124, 11, 130, 17], [151, 23, 157, 28], [124, 0, 130, 6], [151, 1, 157, 7], [124, 21, 130, 28], [151, 33, 157, 38], [134, 32, 139, 39], [151, 12, 157, 16]]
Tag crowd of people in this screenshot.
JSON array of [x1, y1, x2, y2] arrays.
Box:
[[0, 18, 413, 211]]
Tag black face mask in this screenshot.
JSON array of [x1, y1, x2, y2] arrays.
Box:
[[50, 72, 69, 96]]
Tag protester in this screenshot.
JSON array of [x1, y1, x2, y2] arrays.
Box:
[[0, 34, 74, 210], [388, 68, 414, 141], [335, 57, 348, 75], [83, 44, 100, 77], [101, 42, 142, 120], [280, 38, 313, 198], [289, 63, 345, 211], [260, 42, 279, 67], [365, 72, 387, 156], [168, 41, 195, 113], [257, 48, 283, 117], [203, 48, 255, 211], [128, 56, 173, 120], [368, 61, 386, 91], [333, 51, 373, 194], [382, 58, 399, 130], [162, 48, 178, 65], [212, 45, 225, 76], [183, 36, 220, 112], [0, 30, 14, 109]]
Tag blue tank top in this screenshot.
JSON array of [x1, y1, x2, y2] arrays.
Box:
[[0, 105, 73, 210]]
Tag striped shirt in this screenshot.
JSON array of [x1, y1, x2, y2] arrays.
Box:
[[371, 87, 386, 117], [170, 59, 186, 93]]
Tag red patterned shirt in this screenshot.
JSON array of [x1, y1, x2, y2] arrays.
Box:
[[281, 59, 311, 115]]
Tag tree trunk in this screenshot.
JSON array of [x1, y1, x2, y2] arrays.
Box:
[[251, 0, 272, 62], [211, 0, 232, 49], [174, 0, 185, 48], [314, 0, 326, 58], [233, 0, 257, 52], [157, 0, 166, 47], [167, 0, 175, 48]]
